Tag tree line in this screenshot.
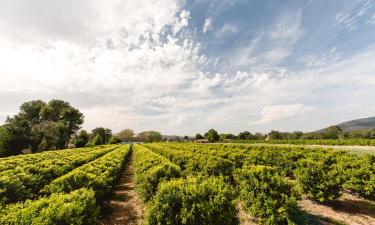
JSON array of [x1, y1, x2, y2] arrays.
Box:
[[0, 99, 162, 157]]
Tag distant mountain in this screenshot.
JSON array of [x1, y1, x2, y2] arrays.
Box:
[[322, 117, 375, 132]]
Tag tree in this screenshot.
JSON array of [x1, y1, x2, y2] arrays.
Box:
[[136, 131, 162, 142], [205, 129, 220, 143], [325, 126, 343, 139], [109, 136, 122, 144], [0, 126, 11, 157], [92, 134, 104, 146], [220, 133, 235, 141], [238, 131, 254, 140], [91, 127, 112, 144], [75, 130, 90, 148], [195, 133, 204, 140], [118, 129, 134, 142], [2, 99, 84, 154]]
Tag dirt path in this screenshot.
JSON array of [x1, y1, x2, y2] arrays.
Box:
[[100, 152, 144, 225], [300, 192, 375, 225]]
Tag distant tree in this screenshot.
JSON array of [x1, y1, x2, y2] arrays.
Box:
[[325, 126, 343, 139], [254, 133, 265, 140], [137, 131, 162, 142], [75, 130, 90, 148], [238, 131, 254, 140], [184, 135, 189, 140], [195, 133, 204, 140], [267, 130, 282, 140], [109, 136, 122, 144], [118, 129, 135, 142], [0, 126, 11, 157], [91, 127, 112, 144], [220, 133, 235, 141], [92, 134, 104, 146], [205, 129, 220, 143]]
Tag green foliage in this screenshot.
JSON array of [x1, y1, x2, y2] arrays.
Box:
[[0, 146, 116, 204], [146, 177, 238, 225], [235, 166, 299, 225], [3, 99, 83, 154], [204, 129, 220, 142], [295, 153, 344, 202], [136, 131, 163, 142], [0, 188, 98, 225], [91, 127, 112, 144], [43, 145, 130, 201], [0, 126, 11, 157], [92, 134, 104, 146], [75, 130, 89, 148], [194, 133, 204, 140], [338, 154, 375, 200], [133, 145, 180, 201], [108, 136, 122, 144]]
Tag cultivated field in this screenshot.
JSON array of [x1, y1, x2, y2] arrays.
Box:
[[0, 143, 374, 225]]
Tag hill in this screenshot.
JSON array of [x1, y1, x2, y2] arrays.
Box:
[[329, 116, 375, 132]]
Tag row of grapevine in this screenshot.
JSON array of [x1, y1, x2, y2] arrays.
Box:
[[156, 143, 375, 201], [0, 144, 131, 224], [143, 143, 375, 224], [0, 188, 98, 225], [133, 144, 239, 225], [0, 145, 118, 204], [42, 144, 131, 201], [231, 138, 375, 146]]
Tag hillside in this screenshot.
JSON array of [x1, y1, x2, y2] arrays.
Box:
[[331, 117, 375, 132]]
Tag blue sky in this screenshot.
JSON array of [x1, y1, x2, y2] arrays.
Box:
[[0, 0, 374, 135]]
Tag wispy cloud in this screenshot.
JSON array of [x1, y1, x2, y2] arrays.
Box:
[[203, 17, 213, 34], [215, 23, 238, 38]]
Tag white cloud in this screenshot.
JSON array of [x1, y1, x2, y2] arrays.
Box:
[[215, 23, 238, 38], [1, 1, 375, 135], [334, 0, 373, 31], [258, 104, 314, 123], [203, 17, 213, 33]]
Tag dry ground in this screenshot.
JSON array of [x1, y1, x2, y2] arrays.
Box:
[[100, 153, 144, 225]]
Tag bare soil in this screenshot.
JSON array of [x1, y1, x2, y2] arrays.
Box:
[[100, 152, 144, 225], [300, 192, 375, 225]]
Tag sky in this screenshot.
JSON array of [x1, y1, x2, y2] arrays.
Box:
[[0, 0, 375, 135]]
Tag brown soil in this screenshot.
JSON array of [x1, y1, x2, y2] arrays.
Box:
[[300, 192, 375, 225], [100, 152, 144, 225]]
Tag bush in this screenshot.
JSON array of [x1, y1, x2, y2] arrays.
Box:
[[295, 153, 344, 202], [339, 154, 375, 200], [133, 145, 180, 201], [235, 166, 299, 225], [0, 188, 98, 225], [146, 177, 238, 225]]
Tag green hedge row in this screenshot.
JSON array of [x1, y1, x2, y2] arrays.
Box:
[[133, 144, 180, 201], [146, 177, 239, 225], [0, 145, 117, 204], [42, 145, 131, 201], [0, 188, 98, 225], [143, 144, 234, 178]]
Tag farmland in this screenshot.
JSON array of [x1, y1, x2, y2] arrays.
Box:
[[0, 142, 374, 225]]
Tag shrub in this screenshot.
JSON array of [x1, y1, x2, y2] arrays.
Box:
[[0, 188, 98, 225], [235, 166, 299, 225], [295, 153, 344, 202], [146, 177, 238, 225], [339, 154, 375, 200], [134, 145, 180, 201]]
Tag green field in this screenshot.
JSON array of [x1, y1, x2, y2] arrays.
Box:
[[1, 143, 374, 225]]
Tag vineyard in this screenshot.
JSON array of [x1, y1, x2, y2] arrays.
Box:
[[0, 143, 374, 225], [231, 139, 375, 146]]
